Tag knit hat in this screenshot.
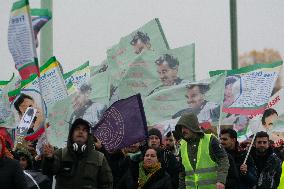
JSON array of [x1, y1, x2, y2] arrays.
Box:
[[148, 128, 162, 141], [175, 113, 203, 136]]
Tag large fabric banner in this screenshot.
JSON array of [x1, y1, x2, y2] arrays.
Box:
[[47, 71, 110, 147], [39, 57, 67, 107], [144, 73, 226, 134], [8, 74, 46, 141], [8, 0, 39, 80], [210, 61, 282, 115], [116, 44, 195, 99], [106, 18, 169, 93], [30, 8, 52, 48], [93, 94, 148, 152], [63, 61, 90, 94]]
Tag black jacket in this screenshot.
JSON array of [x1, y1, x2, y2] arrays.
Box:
[[0, 157, 28, 189], [116, 161, 173, 189], [226, 149, 257, 189], [251, 147, 282, 189]]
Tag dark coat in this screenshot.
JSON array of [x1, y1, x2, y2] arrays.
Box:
[[42, 123, 113, 189], [226, 149, 257, 189], [251, 147, 282, 189], [116, 161, 173, 189], [0, 157, 28, 189]]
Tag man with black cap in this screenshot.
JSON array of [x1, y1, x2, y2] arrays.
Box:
[[176, 113, 229, 189], [130, 31, 152, 54], [42, 118, 113, 189], [148, 128, 180, 189]]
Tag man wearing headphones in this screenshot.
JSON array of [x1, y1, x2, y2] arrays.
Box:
[[42, 118, 113, 189]]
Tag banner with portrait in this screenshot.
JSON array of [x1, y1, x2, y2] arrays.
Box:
[[210, 61, 282, 115], [116, 44, 195, 100], [8, 74, 46, 141], [144, 73, 226, 134], [210, 61, 283, 141], [106, 18, 170, 98], [47, 71, 110, 148]]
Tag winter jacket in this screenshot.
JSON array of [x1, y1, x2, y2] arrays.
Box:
[[116, 160, 173, 189], [251, 147, 282, 189], [0, 157, 28, 189], [42, 122, 113, 189], [226, 149, 257, 189]]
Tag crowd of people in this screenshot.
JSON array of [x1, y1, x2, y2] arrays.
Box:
[[1, 113, 284, 189]]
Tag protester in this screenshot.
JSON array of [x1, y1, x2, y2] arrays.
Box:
[[251, 131, 282, 189], [147, 128, 180, 189], [0, 135, 28, 189], [164, 130, 180, 157], [116, 147, 172, 189], [220, 128, 257, 189], [175, 113, 229, 189], [42, 118, 113, 189]]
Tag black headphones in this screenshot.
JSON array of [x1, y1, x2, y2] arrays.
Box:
[[72, 143, 87, 153]]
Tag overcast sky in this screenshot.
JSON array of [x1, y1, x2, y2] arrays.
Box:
[[1, 0, 284, 81]]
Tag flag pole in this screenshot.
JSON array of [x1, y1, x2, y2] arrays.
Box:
[[230, 0, 239, 69], [40, 0, 53, 66]]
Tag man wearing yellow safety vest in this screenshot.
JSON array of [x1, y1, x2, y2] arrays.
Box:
[[175, 113, 229, 189]]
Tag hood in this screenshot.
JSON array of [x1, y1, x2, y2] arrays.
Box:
[[67, 118, 94, 155], [175, 113, 203, 138]]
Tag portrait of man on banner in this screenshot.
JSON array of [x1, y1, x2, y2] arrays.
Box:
[[172, 83, 220, 124], [13, 93, 45, 141], [130, 31, 152, 54], [148, 54, 185, 95], [223, 75, 242, 108], [69, 84, 107, 129]]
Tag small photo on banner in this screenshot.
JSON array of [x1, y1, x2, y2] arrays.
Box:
[[93, 94, 148, 152]]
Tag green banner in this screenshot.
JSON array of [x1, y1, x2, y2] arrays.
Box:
[[144, 73, 226, 131], [47, 71, 110, 147], [115, 44, 195, 100]]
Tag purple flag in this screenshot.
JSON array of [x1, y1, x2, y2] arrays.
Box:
[[93, 94, 148, 151]]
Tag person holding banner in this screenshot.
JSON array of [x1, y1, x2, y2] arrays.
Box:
[[220, 128, 257, 189], [251, 131, 282, 189], [175, 113, 229, 189], [0, 135, 28, 189], [130, 31, 152, 54], [42, 118, 113, 189]]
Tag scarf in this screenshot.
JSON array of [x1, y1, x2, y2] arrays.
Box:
[[138, 161, 161, 188]]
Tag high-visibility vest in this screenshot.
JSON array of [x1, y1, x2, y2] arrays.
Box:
[[180, 134, 217, 189]]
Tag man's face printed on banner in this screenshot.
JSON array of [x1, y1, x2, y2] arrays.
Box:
[[156, 62, 178, 86], [186, 85, 205, 110]]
